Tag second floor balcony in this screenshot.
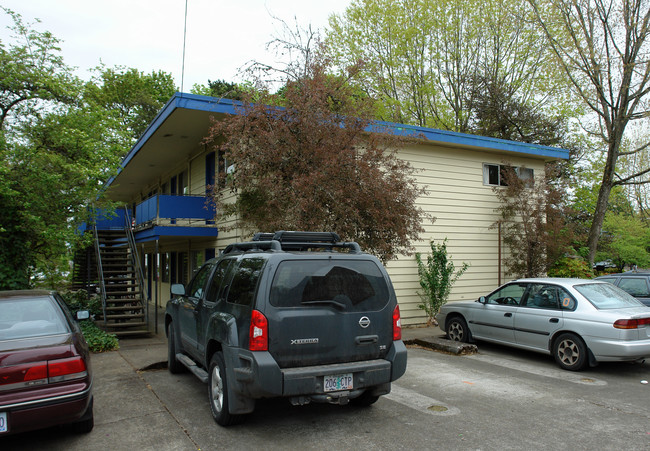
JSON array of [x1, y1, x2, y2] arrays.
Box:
[[89, 195, 219, 242]]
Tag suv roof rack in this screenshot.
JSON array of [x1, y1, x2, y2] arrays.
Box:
[[223, 231, 362, 255]]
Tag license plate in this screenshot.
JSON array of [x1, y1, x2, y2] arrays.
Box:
[[0, 411, 7, 433], [324, 373, 353, 392]]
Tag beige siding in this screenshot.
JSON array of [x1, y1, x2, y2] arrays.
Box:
[[133, 139, 549, 325], [189, 152, 206, 195], [388, 142, 546, 325]]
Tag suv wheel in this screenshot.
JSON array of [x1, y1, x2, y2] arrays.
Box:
[[167, 324, 184, 374], [208, 352, 245, 426], [351, 389, 379, 407]]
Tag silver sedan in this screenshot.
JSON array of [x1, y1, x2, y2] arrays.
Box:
[[436, 278, 650, 371]]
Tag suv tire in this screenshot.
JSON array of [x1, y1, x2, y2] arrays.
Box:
[[208, 352, 245, 426], [351, 389, 379, 407]]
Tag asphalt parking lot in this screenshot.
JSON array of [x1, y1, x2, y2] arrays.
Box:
[[2, 325, 649, 450]]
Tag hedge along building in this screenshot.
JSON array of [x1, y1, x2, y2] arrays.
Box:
[[91, 92, 569, 330]]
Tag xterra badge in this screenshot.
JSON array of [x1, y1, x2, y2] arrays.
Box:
[[290, 338, 319, 345]]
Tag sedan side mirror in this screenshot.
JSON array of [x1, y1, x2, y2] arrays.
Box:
[[478, 296, 487, 304], [76, 310, 90, 321], [171, 284, 186, 296]]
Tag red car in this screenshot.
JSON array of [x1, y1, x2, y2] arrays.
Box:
[[0, 290, 94, 436]]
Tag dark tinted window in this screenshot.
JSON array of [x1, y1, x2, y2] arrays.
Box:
[[269, 260, 390, 312], [187, 263, 214, 299], [206, 259, 233, 303], [618, 278, 650, 297], [226, 257, 265, 306]]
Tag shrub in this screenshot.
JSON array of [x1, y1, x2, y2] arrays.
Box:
[[547, 256, 594, 279], [59, 290, 119, 352], [415, 239, 469, 325], [59, 289, 102, 317], [79, 320, 119, 353]]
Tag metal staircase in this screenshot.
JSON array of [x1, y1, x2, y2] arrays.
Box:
[[94, 226, 149, 337], [69, 207, 150, 337]]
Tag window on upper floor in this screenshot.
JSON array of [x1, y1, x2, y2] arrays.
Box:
[[217, 149, 235, 188], [483, 163, 534, 187]]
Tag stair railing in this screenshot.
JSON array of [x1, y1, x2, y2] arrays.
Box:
[[92, 221, 108, 326], [123, 207, 150, 331]]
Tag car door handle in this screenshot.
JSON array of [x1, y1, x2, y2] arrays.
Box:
[[549, 318, 559, 323], [504, 313, 512, 317]]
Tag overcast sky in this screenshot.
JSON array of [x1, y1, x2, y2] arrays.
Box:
[[0, 0, 352, 91]]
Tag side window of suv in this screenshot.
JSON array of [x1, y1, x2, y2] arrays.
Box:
[[618, 278, 650, 297], [186, 263, 214, 300], [205, 259, 233, 304], [226, 257, 265, 306]]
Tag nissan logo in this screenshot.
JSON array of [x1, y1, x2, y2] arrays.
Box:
[[359, 316, 371, 328]]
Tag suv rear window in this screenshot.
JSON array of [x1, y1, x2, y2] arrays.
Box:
[[226, 257, 266, 306], [269, 260, 390, 312]]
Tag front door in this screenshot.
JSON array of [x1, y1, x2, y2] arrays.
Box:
[[178, 262, 214, 360], [470, 283, 528, 344]]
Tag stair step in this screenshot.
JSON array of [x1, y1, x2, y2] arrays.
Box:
[[105, 313, 145, 320], [105, 291, 141, 297], [105, 306, 145, 312], [104, 321, 147, 328], [111, 330, 151, 337], [105, 298, 142, 304]]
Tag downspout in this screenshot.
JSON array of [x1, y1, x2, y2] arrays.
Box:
[[155, 239, 159, 335], [498, 222, 502, 286]]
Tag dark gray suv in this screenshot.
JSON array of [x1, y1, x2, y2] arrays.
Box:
[[596, 271, 650, 307], [165, 231, 407, 426]]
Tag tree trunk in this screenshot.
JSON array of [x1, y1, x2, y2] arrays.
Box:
[[587, 136, 621, 266]]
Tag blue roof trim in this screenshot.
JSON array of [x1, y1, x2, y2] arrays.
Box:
[[109, 93, 569, 191], [105, 93, 243, 189], [366, 121, 569, 159]]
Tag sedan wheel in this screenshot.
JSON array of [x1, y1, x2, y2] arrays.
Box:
[[553, 333, 588, 371], [446, 316, 470, 343]]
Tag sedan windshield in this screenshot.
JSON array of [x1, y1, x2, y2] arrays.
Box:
[[574, 283, 644, 309]]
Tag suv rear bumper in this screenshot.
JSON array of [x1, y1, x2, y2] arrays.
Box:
[[226, 340, 407, 400]]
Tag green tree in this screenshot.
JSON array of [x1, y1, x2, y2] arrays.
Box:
[[599, 214, 650, 269], [0, 7, 77, 133], [205, 43, 428, 262], [528, 0, 650, 266], [327, 0, 572, 132], [191, 79, 250, 101], [83, 65, 177, 146], [493, 164, 573, 278], [415, 239, 469, 325], [0, 9, 146, 289]]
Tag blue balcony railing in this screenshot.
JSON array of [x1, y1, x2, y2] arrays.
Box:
[[135, 195, 215, 227]]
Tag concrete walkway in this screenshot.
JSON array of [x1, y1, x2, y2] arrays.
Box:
[[0, 319, 460, 450]]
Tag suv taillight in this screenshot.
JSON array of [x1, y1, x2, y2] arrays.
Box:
[[393, 305, 402, 341], [249, 310, 268, 351]]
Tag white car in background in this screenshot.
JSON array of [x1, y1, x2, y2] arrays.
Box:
[[436, 278, 650, 371]]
